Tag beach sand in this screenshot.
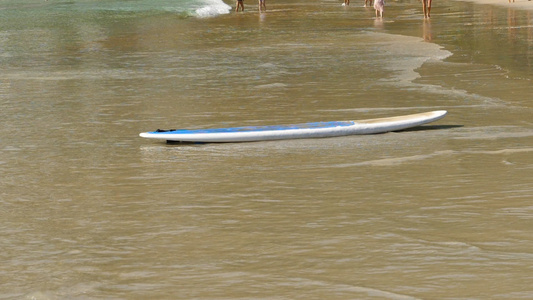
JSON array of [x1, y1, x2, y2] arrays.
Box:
[[456, 0, 533, 10]]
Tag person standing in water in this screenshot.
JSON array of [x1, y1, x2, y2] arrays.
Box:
[[258, 0, 266, 11], [236, 0, 244, 12], [374, 0, 384, 18], [422, 0, 432, 18], [344, 0, 350, 6]]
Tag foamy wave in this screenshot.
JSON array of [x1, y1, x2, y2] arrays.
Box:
[[371, 32, 453, 83], [195, 0, 231, 18]]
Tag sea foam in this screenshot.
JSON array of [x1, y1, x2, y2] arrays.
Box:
[[195, 0, 232, 18]]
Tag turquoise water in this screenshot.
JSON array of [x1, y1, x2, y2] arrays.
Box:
[[0, 0, 231, 17]]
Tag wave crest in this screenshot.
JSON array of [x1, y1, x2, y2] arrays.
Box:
[[195, 0, 231, 18]]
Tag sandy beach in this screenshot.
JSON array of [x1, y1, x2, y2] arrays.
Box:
[[457, 0, 533, 10]]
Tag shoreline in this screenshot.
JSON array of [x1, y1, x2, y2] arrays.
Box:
[[453, 0, 533, 11]]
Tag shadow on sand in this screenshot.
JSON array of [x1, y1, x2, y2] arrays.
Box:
[[397, 124, 463, 132]]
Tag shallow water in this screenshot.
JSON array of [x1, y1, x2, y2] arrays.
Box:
[[1, 0, 532, 299]]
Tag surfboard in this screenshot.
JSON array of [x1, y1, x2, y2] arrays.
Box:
[[139, 110, 447, 143]]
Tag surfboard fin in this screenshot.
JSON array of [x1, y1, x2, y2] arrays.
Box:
[[156, 129, 177, 132]]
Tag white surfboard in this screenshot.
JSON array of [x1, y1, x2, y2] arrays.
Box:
[[139, 110, 447, 143]]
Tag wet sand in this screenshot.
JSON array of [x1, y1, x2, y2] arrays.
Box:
[[458, 0, 533, 10]]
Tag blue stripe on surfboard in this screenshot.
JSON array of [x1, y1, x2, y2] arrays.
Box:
[[150, 121, 355, 135]]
